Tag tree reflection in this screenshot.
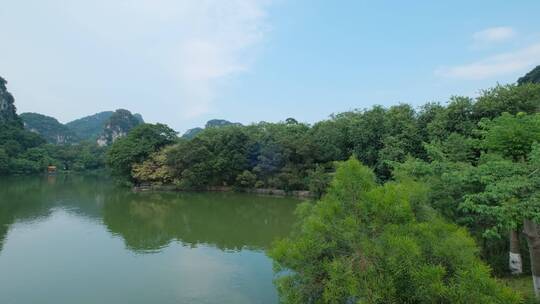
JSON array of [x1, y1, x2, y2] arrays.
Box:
[[0, 175, 299, 254], [0, 174, 110, 251], [102, 191, 298, 252]]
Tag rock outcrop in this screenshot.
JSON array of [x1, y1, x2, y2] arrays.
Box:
[[96, 109, 142, 146], [0, 77, 22, 127]]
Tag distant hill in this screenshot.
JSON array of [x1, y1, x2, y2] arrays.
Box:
[[0, 76, 47, 174], [96, 109, 143, 146], [518, 65, 540, 85], [65, 110, 144, 143], [205, 119, 242, 128], [182, 119, 242, 139], [65, 111, 114, 141], [20, 113, 78, 144], [16, 109, 146, 145], [182, 127, 204, 139], [134, 113, 145, 124]]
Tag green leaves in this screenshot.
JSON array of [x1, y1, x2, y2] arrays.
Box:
[[479, 112, 540, 161], [107, 123, 177, 180], [269, 158, 519, 303]]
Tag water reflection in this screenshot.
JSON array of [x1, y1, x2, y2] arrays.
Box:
[[0, 175, 299, 304], [103, 191, 297, 252], [0, 175, 108, 250], [0, 175, 298, 254]]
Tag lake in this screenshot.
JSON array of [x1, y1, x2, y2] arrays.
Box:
[[0, 175, 299, 304]]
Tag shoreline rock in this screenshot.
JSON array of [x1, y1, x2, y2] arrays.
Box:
[[133, 184, 314, 198]]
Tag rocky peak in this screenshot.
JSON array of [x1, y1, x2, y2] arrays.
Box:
[[0, 76, 22, 127], [97, 109, 142, 146]]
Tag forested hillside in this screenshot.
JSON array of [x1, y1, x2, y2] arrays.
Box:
[[0, 77, 108, 173], [519, 65, 540, 85], [20, 112, 78, 144], [65, 111, 114, 140], [182, 119, 241, 139], [18, 109, 146, 146]]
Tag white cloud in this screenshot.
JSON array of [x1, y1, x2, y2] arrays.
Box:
[[436, 43, 540, 80], [0, 0, 271, 125], [472, 26, 516, 45], [66, 0, 270, 118]]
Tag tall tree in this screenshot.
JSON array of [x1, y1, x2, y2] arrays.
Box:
[[270, 158, 520, 303]]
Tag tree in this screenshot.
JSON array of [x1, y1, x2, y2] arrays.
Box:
[[107, 123, 177, 180], [270, 158, 520, 303], [166, 138, 213, 189], [236, 170, 257, 189], [473, 84, 540, 119], [461, 113, 540, 296], [307, 164, 332, 198], [132, 146, 175, 185]]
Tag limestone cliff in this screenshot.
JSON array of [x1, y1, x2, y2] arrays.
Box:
[[0, 77, 22, 127], [97, 109, 142, 146]]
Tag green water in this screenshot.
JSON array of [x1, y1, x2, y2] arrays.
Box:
[[0, 175, 299, 304]]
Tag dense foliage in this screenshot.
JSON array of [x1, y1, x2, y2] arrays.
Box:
[[270, 158, 520, 303], [107, 123, 177, 179], [130, 84, 539, 195], [394, 112, 540, 267]]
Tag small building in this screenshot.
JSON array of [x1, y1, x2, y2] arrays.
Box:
[[47, 165, 57, 174]]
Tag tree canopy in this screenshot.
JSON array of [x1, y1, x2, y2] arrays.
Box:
[[270, 158, 520, 303]]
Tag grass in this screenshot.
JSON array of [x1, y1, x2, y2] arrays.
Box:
[[501, 275, 540, 304]]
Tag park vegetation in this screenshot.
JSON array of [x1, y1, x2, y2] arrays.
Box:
[[104, 68, 540, 301]]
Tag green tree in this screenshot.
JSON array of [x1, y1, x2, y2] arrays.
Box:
[[132, 146, 175, 185], [461, 113, 540, 296], [473, 84, 540, 119], [270, 158, 520, 303], [307, 164, 332, 199], [107, 123, 177, 180], [236, 170, 257, 189]]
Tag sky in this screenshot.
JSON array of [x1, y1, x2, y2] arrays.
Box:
[[1, 0, 540, 133]]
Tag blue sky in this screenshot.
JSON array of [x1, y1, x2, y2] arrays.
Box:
[[1, 1, 539, 132]]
